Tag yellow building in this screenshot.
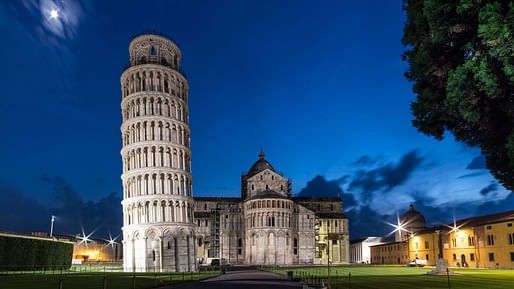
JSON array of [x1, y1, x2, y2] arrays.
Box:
[[370, 240, 409, 265], [408, 210, 514, 268], [315, 215, 350, 264]]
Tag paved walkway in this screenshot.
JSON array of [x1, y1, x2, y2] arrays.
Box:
[[174, 270, 303, 289]]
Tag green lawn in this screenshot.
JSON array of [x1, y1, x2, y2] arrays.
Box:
[[0, 271, 220, 289], [263, 265, 514, 289]]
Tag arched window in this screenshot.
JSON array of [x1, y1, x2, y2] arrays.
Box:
[[167, 241, 171, 249], [151, 47, 157, 55]]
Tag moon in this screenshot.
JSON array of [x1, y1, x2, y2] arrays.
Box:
[[50, 9, 59, 19]]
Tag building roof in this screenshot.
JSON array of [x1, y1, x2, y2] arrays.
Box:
[[316, 212, 347, 219], [292, 196, 342, 202], [194, 212, 211, 218], [246, 190, 289, 201], [369, 240, 408, 247], [194, 197, 241, 202], [416, 210, 514, 235], [246, 149, 276, 178]]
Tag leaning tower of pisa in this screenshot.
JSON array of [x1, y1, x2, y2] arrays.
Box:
[[120, 33, 196, 272]]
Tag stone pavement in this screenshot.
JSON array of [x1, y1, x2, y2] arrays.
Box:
[[170, 270, 304, 289]]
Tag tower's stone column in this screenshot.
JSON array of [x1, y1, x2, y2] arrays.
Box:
[[120, 33, 195, 272]]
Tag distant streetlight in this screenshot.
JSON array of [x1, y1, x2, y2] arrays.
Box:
[[50, 215, 56, 238]]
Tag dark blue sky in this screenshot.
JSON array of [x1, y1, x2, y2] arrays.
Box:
[[0, 0, 511, 239]]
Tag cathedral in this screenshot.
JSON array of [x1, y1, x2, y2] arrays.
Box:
[[120, 33, 349, 272], [194, 150, 350, 266]]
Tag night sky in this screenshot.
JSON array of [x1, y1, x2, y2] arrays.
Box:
[[0, 0, 512, 240]]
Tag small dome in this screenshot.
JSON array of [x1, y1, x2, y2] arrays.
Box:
[[247, 149, 275, 178], [400, 204, 426, 228]]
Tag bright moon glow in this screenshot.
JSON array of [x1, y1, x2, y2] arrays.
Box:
[[50, 9, 59, 19]]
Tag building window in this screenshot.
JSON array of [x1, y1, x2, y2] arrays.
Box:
[[452, 238, 456, 247], [197, 220, 200, 226], [426, 254, 429, 260], [453, 254, 456, 261], [205, 220, 208, 226], [468, 235, 475, 246], [198, 238, 203, 247], [204, 204, 207, 210], [294, 238, 298, 255], [489, 253, 495, 262], [238, 238, 242, 255], [425, 241, 429, 249], [332, 239, 337, 245], [470, 253, 475, 261], [509, 233, 514, 245], [252, 185, 254, 190], [152, 250, 156, 261], [511, 252, 514, 262], [168, 242, 171, 249], [508, 223, 512, 227], [415, 242, 418, 249], [487, 235, 495, 246], [486, 225, 492, 230]]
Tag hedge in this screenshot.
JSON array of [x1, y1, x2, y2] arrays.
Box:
[[0, 235, 73, 269]]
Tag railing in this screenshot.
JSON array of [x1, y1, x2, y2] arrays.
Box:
[[0, 265, 220, 289], [122, 59, 188, 79]]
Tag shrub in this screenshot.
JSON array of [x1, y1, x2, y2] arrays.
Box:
[[0, 235, 73, 269]]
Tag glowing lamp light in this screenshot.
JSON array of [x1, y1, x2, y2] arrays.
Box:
[[50, 9, 59, 19]]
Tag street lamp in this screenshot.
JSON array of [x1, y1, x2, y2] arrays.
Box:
[[50, 215, 56, 238]]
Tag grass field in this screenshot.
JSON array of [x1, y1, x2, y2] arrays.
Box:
[[263, 265, 514, 289], [0, 271, 220, 289]]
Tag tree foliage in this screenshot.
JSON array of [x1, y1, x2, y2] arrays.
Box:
[[402, 0, 514, 190]]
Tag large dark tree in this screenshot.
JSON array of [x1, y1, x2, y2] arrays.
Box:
[[402, 1, 514, 190]]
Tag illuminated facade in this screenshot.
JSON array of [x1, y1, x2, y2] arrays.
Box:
[[120, 33, 195, 272], [370, 208, 514, 269], [193, 151, 350, 265], [408, 210, 514, 268]]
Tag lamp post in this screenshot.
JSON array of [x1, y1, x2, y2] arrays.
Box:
[[50, 215, 56, 238]]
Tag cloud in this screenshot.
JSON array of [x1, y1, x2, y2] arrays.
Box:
[[0, 180, 49, 233], [476, 192, 514, 214], [347, 150, 424, 200], [0, 175, 121, 239], [457, 171, 488, 179], [479, 182, 498, 196], [297, 175, 356, 207], [466, 155, 486, 170], [352, 155, 377, 166], [346, 206, 395, 238], [42, 175, 122, 238]]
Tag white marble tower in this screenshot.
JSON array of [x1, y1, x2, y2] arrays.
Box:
[[120, 33, 196, 272]]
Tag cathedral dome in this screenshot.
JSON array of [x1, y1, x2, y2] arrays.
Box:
[[247, 149, 275, 178], [400, 204, 426, 228]]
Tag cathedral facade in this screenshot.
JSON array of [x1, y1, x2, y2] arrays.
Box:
[[194, 150, 350, 266]]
